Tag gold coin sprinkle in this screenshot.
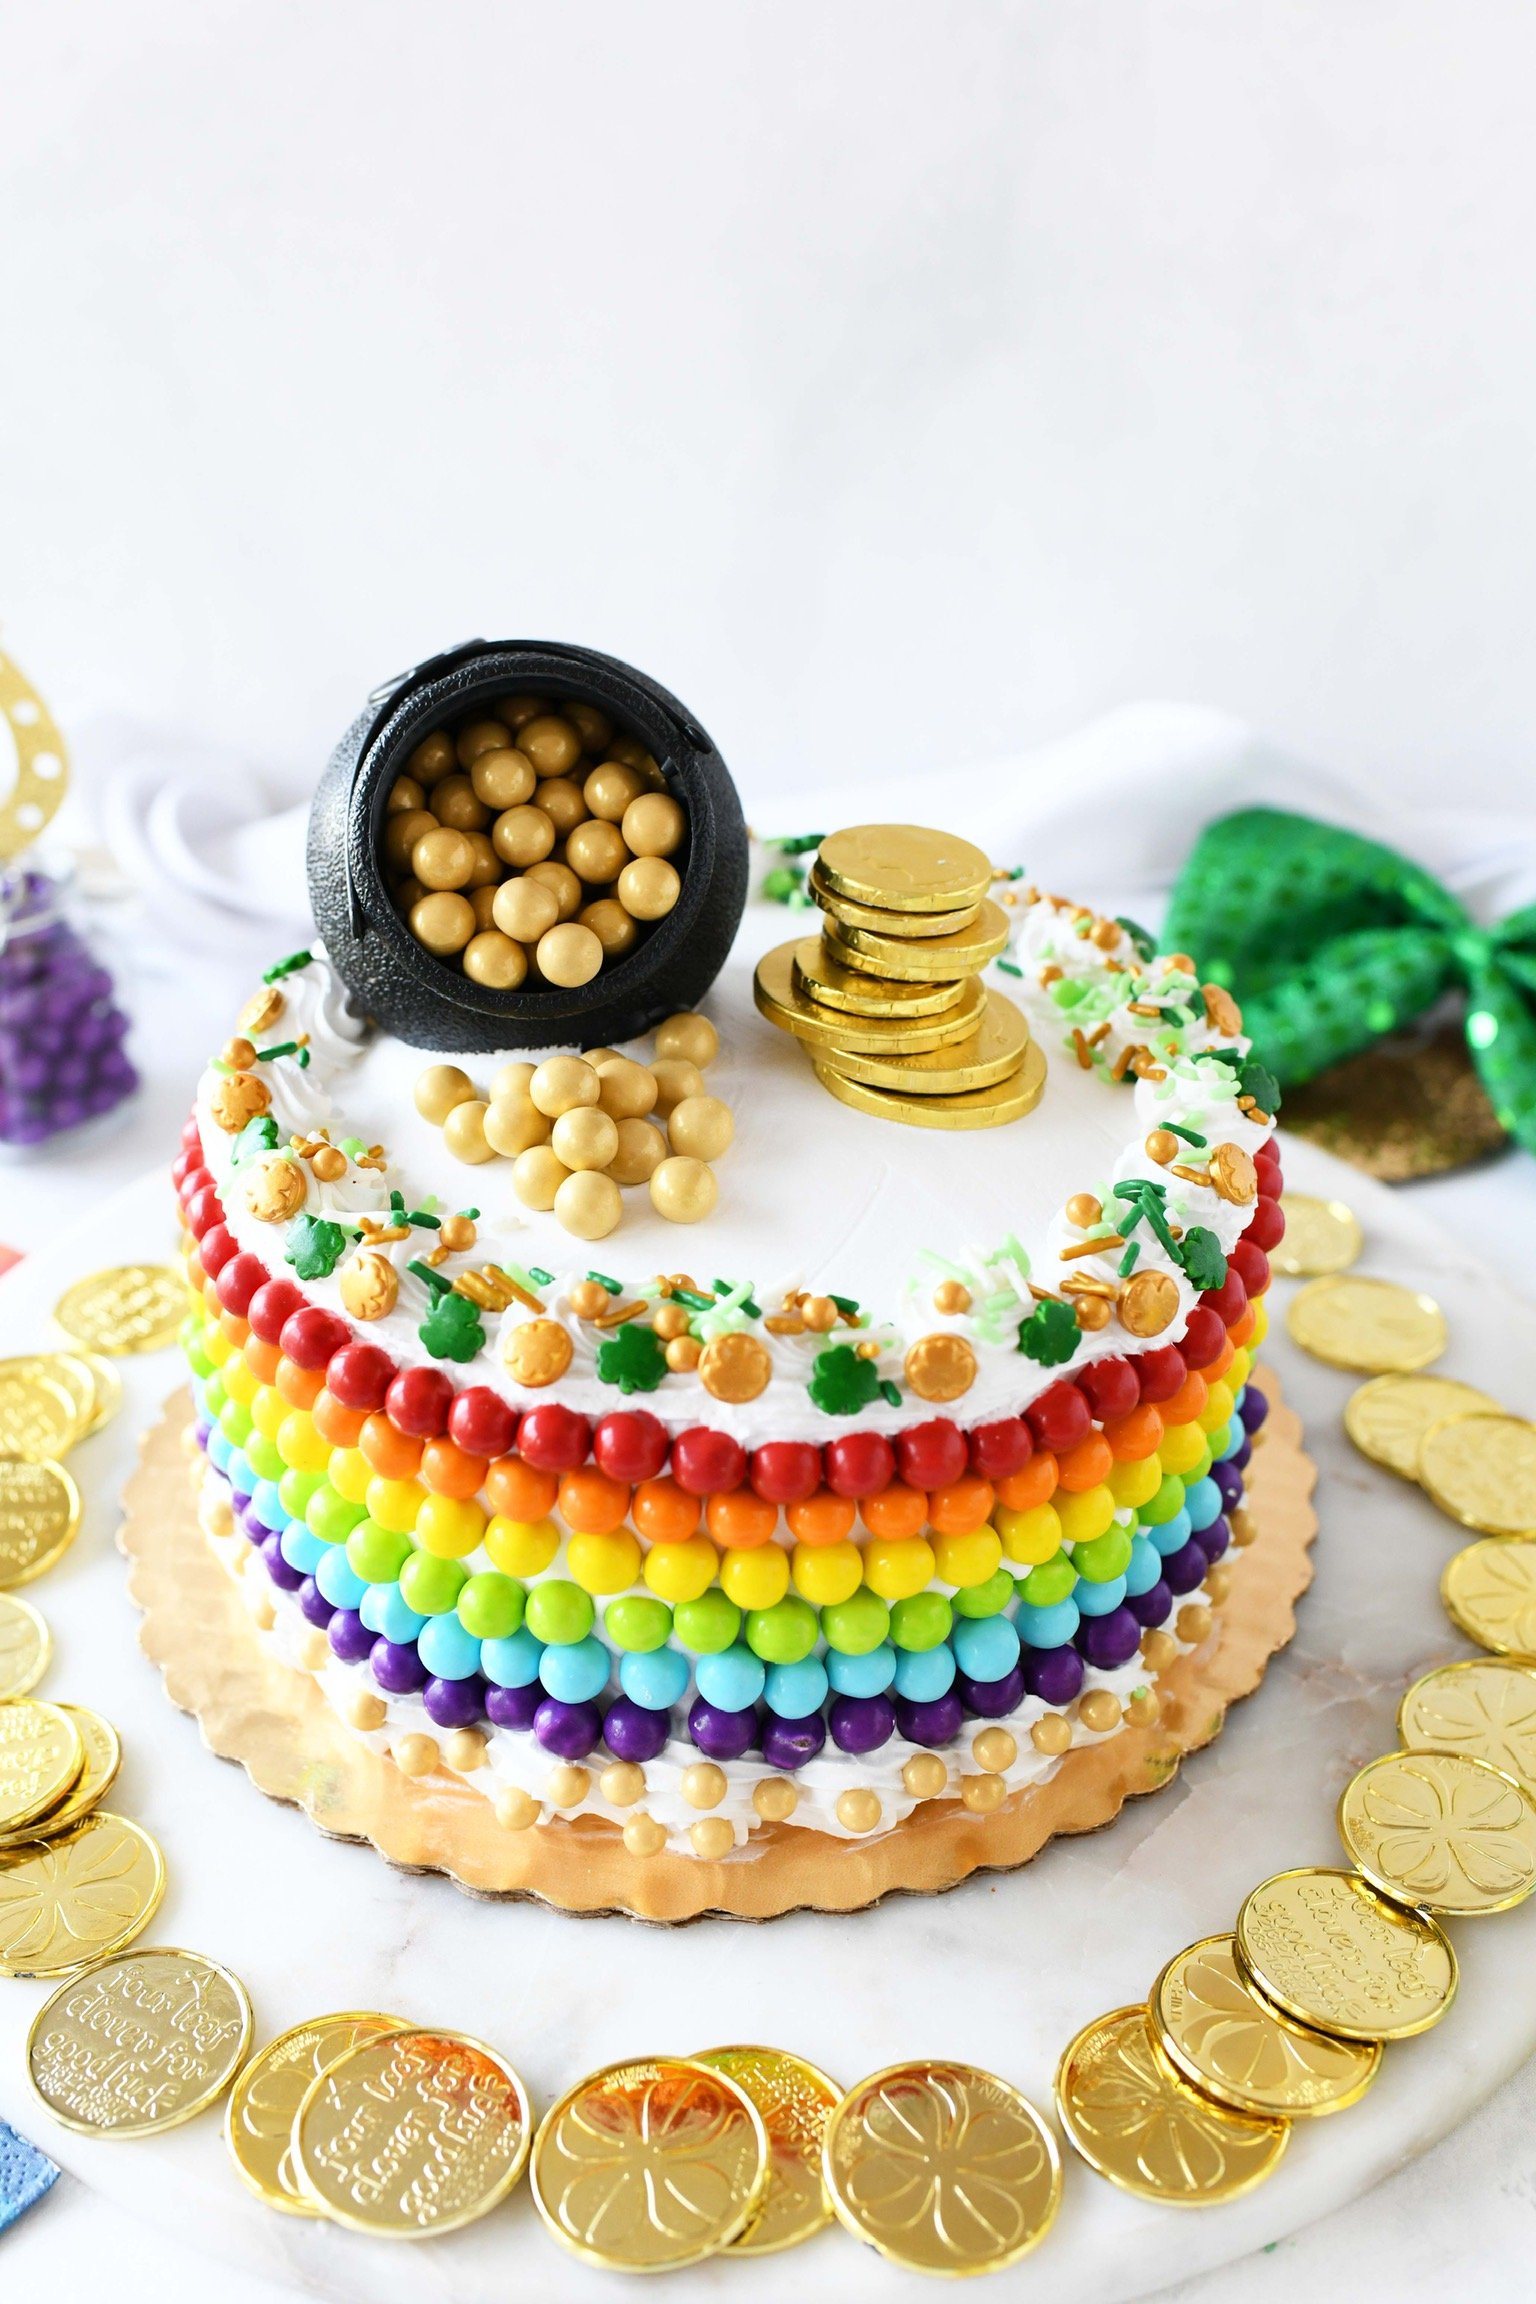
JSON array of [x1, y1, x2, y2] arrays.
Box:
[[226, 2012, 411, 2214], [1153, 1934, 1380, 2119], [1338, 1748, 1536, 1916], [531, 2055, 768, 2272], [823, 2057, 1061, 2273], [1235, 1867, 1456, 2041], [0, 1698, 83, 1834], [1442, 1537, 1536, 1657], [817, 824, 994, 914], [0, 1706, 122, 1846], [694, 2045, 840, 2257], [1344, 1374, 1502, 1483], [54, 1264, 186, 1355], [1286, 1274, 1447, 1373], [1418, 1413, 1536, 1537], [0, 1592, 51, 1700], [0, 1457, 82, 1587], [28, 1947, 253, 2137], [1399, 1659, 1536, 1798], [1270, 1193, 1364, 1276], [0, 1811, 166, 1977], [295, 2027, 532, 2237], [1055, 2005, 1288, 2205]]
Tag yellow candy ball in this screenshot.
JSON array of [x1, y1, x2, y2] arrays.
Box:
[[553, 1170, 624, 1240], [643, 1537, 719, 1604], [366, 1477, 425, 1535], [276, 1409, 330, 1475], [721, 1546, 790, 1611], [202, 1325, 232, 1367], [1108, 1454, 1164, 1510], [1228, 1346, 1253, 1391], [583, 762, 647, 822], [667, 1095, 734, 1162], [1158, 1421, 1207, 1476], [1056, 1484, 1118, 1546], [1250, 1298, 1269, 1343], [568, 1530, 642, 1595], [1200, 1380, 1236, 1433], [222, 1354, 259, 1407], [649, 1155, 718, 1225], [862, 1536, 936, 1601], [529, 1056, 600, 1118], [994, 1502, 1063, 1567], [330, 1447, 373, 1504], [933, 1527, 1003, 1589], [462, 930, 527, 991], [416, 1494, 487, 1560], [484, 1515, 561, 1578], [791, 1540, 863, 1606], [251, 1385, 287, 1442]]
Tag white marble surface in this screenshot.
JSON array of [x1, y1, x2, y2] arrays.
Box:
[[0, 1138, 1535, 2299]]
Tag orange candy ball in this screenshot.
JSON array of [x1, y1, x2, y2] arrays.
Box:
[[995, 1455, 1059, 1513], [359, 1413, 424, 1481], [484, 1455, 559, 1523], [1055, 1432, 1114, 1494], [559, 1468, 633, 1535], [275, 1357, 326, 1411], [785, 1489, 857, 1547], [632, 1475, 701, 1544], [927, 1474, 995, 1535], [859, 1483, 929, 1541], [1164, 1370, 1210, 1428], [312, 1388, 367, 1449], [421, 1437, 491, 1500], [705, 1490, 779, 1549], [1103, 1403, 1164, 1461]]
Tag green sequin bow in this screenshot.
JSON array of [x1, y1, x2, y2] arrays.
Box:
[[1163, 807, 1536, 1153]]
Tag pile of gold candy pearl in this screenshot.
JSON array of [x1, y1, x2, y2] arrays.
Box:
[[381, 695, 688, 992], [414, 1013, 732, 1242]]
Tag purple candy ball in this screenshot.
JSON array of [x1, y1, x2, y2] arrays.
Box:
[[237, 1502, 270, 1546], [958, 1664, 1026, 1719], [1196, 1514, 1230, 1564], [485, 1680, 542, 1732], [760, 1713, 827, 1771], [193, 1416, 213, 1449], [687, 1698, 758, 1762], [1077, 1604, 1143, 1671], [1239, 1385, 1269, 1434], [260, 1530, 304, 1593], [829, 1692, 896, 1754], [328, 1607, 373, 1661], [371, 1636, 429, 1695], [893, 1691, 965, 1748], [1023, 1643, 1084, 1707], [424, 1674, 486, 1730], [1162, 1538, 1210, 1596], [297, 1576, 335, 1629], [1213, 1460, 1245, 1512], [535, 1696, 603, 1759], [1128, 1578, 1172, 1628], [603, 1697, 672, 1763]]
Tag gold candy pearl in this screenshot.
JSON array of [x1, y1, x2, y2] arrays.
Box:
[[387, 774, 425, 814], [345, 1690, 388, 1733], [393, 874, 425, 912], [580, 897, 640, 958], [607, 1117, 668, 1186], [666, 1336, 702, 1372], [1074, 1296, 1113, 1333], [1230, 1506, 1258, 1549], [836, 1788, 883, 1835], [668, 1095, 735, 1163], [221, 1035, 257, 1070], [649, 1058, 704, 1116], [553, 1170, 623, 1241], [1065, 1191, 1103, 1228], [599, 1762, 646, 1807], [1144, 1128, 1180, 1166], [690, 1817, 735, 1859], [621, 791, 686, 858], [310, 1144, 348, 1183], [551, 1106, 620, 1174], [491, 875, 559, 944], [412, 824, 478, 890], [495, 1787, 541, 1830], [429, 772, 491, 832], [382, 807, 438, 873], [525, 857, 583, 919], [565, 818, 630, 885], [651, 1301, 692, 1341], [1078, 1691, 1122, 1734], [546, 1762, 590, 1808], [1206, 1564, 1233, 1603], [681, 1761, 728, 1810], [536, 921, 605, 989], [494, 693, 547, 733], [650, 1155, 718, 1225], [456, 719, 513, 768], [409, 729, 456, 781], [654, 1010, 719, 1068], [438, 1212, 477, 1253], [491, 803, 557, 869], [854, 1341, 881, 1362], [932, 1280, 972, 1316], [802, 1295, 840, 1333], [1177, 1602, 1214, 1644], [584, 762, 647, 822], [444, 1729, 488, 1773], [596, 1057, 658, 1121], [617, 855, 682, 922], [972, 1726, 1017, 1772], [903, 1753, 949, 1800], [533, 776, 588, 836], [567, 1279, 611, 1322], [298, 1627, 330, 1672], [463, 930, 528, 990], [243, 1153, 306, 1224], [960, 1773, 1007, 1814], [1030, 1713, 1072, 1756], [566, 701, 613, 755], [753, 1777, 798, 1823], [414, 1063, 477, 1124], [491, 1059, 537, 1102], [1126, 1687, 1161, 1728], [443, 1099, 497, 1164], [623, 1812, 667, 1857], [339, 1250, 400, 1323], [409, 890, 477, 955], [502, 1317, 575, 1388], [484, 1095, 552, 1159], [392, 1733, 440, 1778], [469, 746, 537, 811], [518, 713, 584, 777], [1141, 1629, 1179, 1672], [530, 1056, 600, 1117]]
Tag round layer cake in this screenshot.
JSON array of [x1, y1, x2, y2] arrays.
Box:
[[172, 875, 1284, 1871]]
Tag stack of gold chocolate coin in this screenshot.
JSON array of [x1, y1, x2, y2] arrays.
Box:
[[754, 824, 1044, 1129]]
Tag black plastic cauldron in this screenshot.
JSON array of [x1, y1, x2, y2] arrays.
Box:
[[307, 639, 749, 1053]]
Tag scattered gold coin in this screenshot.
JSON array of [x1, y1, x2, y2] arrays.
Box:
[[1152, 1935, 1380, 2119], [812, 1040, 1047, 1132], [0, 1706, 122, 1846], [1286, 1274, 1447, 1373], [693, 2045, 840, 2257], [1344, 1374, 1502, 1482], [0, 1457, 82, 1586], [531, 2056, 767, 2271], [1270, 1193, 1363, 1276], [1399, 1659, 1536, 1798], [295, 2027, 532, 2237], [823, 898, 1010, 983], [28, 1947, 253, 2137], [226, 2011, 407, 2215], [754, 940, 986, 1054], [0, 1811, 165, 1976], [80, 1352, 123, 1433], [0, 1592, 50, 1700], [1338, 1749, 1536, 1916], [1418, 1413, 1536, 1537], [1234, 1866, 1456, 2040], [54, 1264, 185, 1355], [817, 991, 1031, 1097], [808, 862, 982, 937], [1055, 2006, 1288, 2204], [794, 938, 970, 1020], [817, 824, 994, 914], [0, 1369, 84, 1462], [1442, 1538, 1536, 1657], [0, 1698, 83, 1834], [823, 2057, 1061, 2273]]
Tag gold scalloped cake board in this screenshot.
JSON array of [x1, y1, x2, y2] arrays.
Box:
[[118, 1371, 1315, 1925]]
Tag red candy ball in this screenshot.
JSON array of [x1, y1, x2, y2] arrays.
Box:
[[197, 1223, 237, 1277], [672, 1426, 748, 1497], [1201, 1270, 1249, 1328], [1178, 1307, 1226, 1370], [247, 1277, 306, 1345], [327, 1342, 396, 1411], [1026, 1380, 1091, 1454], [215, 1252, 267, 1317], [893, 1419, 967, 1491], [750, 1441, 824, 1505], [1254, 1150, 1282, 1197], [447, 1385, 518, 1461], [177, 1165, 215, 1207], [1075, 1357, 1139, 1423], [826, 1431, 897, 1499], [516, 1404, 591, 1472], [184, 1187, 223, 1240], [181, 1114, 203, 1154], [278, 1306, 350, 1370], [593, 1410, 669, 1485], [1245, 1195, 1285, 1252], [1229, 1238, 1270, 1297], [1136, 1345, 1188, 1404], [385, 1366, 454, 1439], [968, 1417, 1033, 1480]]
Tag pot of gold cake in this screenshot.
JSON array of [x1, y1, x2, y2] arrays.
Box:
[[308, 639, 749, 1051]]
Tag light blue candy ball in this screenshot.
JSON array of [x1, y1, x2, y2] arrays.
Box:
[[225, 1449, 254, 1496], [539, 1634, 610, 1704], [827, 1642, 897, 1697], [315, 1546, 368, 1611], [279, 1521, 325, 1575], [361, 1582, 428, 1644], [1124, 1534, 1164, 1597], [419, 1614, 484, 1681], [1075, 1573, 1127, 1616], [953, 1614, 1021, 1682], [1213, 1418, 1241, 1460], [764, 1657, 829, 1719], [252, 1478, 286, 1530], [1184, 1476, 1222, 1531], [1149, 1507, 1193, 1557], [619, 1646, 690, 1710], [892, 1644, 956, 1702], [481, 1626, 546, 1688], [206, 1429, 234, 1476], [695, 1644, 766, 1712], [1015, 1596, 1081, 1650]]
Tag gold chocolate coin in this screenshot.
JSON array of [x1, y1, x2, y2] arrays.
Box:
[[226, 2011, 407, 2214], [1419, 1413, 1536, 1536], [1400, 1659, 1536, 1797], [1153, 1935, 1380, 2119], [823, 898, 1010, 982], [1286, 1274, 1447, 1374], [808, 862, 982, 937], [818, 824, 993, 914], [823, 2057, 1061, 2274], [812, 1039, 1046, 1131], [0, 1369, 84, 1462], [80, 1352, 123, 1433], [531, 2055, 768, 2271], [295, 2026, 533, 2237], [1270, 1193, 1364, 1276], [0, 1811, 165, 1976], [54, 1263, 186, 1355], [28, 1947, 253, 2137], [818, 990, 1030, 1097], [0, 1456, 81, 1586], [1235, 1865, 1455, 2040], [794, 938, 970, 1020], [1344, 1374, 1502, 1483], [0, 1706, 122, 1845], [0, 1592, 50, 1699], [694, 2045, 840, 2257], [1055, 2006, 1287, 2205], [755, 942, 986, 1054], [1338, 1748, 1536, 1915], [0, 1698, 82, 1833], [1442, 1537, 1536, 1657]]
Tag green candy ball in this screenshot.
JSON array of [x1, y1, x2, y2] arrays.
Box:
[[457, 1572, 526, 1641], [524, 1579, 595, 1647], [202, 1373, 228, 1417], [306, 1484, 366, 1546], [1019, 1555, 1078, 1608], [1140, 1473, 1187, 1526], [277, 1467, 323, 1519], [400, 1551, 468, 1617], [244, 1432, 284, 1484], [820, 1589, 890, 1657], [951, 1568, 1015, 1620], [347, 1519, 413, 1585], [605, 1595, 673, 1654], [218, 1401, 253, 1447], [745, 1595, 818, 1665], [1073, 1526, 1133, 1584], [673, 1591, 742, 1656], [889, 1592, 952, 1652]]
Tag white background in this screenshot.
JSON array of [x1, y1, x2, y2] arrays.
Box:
[[4, 3, 1536, 2297]]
